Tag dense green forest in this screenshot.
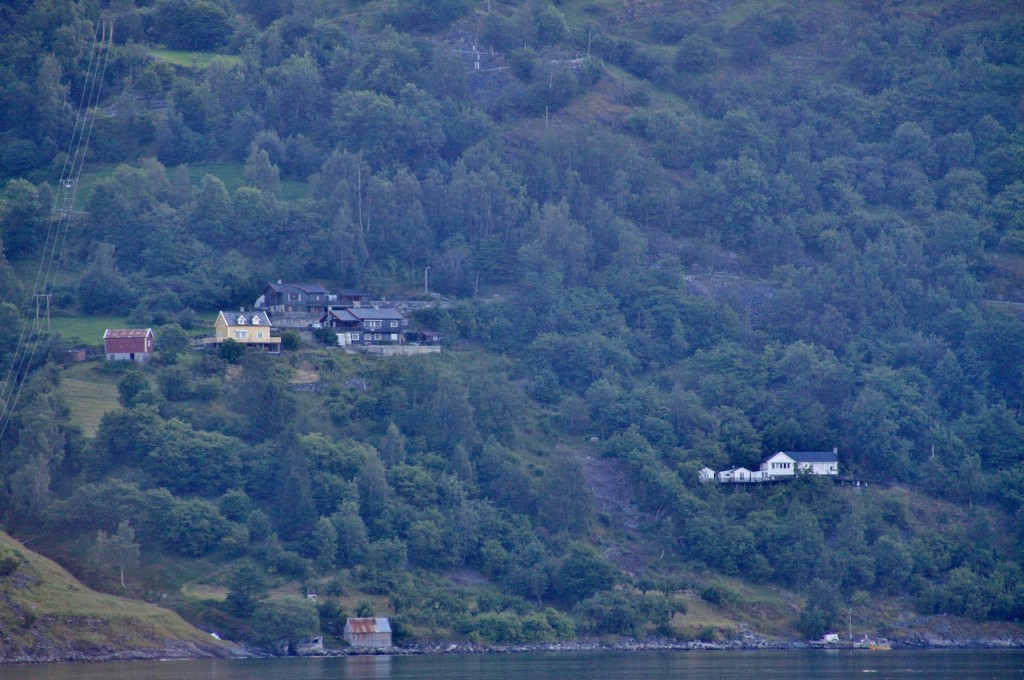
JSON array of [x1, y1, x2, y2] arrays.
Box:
[[3, 0, 1024, 649]]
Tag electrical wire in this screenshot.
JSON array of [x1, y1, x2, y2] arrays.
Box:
[[0, 19, 114, 441]]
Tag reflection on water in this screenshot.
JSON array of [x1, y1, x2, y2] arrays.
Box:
[[345, 655, 392, 679], [3, 649, 1024, 680]]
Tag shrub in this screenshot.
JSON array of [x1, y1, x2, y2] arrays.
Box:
[[280, 330, 301, 351], [0, 553, 20, 577]]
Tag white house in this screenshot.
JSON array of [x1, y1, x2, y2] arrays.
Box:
[[760, 449, 839, 478], [717, 467, 752, 483], [699, 467, 716, 483]]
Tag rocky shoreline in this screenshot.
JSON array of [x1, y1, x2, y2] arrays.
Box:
[[313, 632, 1024, 658], [0, 640, 254, 665], [6, 627, 1024, 664]]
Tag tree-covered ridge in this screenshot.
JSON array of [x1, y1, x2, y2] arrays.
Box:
[[1, 0, 1024, 648]]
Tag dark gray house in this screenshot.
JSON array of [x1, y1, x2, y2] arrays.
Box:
[[319, 306, 407, 346], [259, 282, 334, 317]]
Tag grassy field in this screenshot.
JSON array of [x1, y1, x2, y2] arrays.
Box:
[[62, 362, 121, 437], [49, 316, 127, 346], [0, 530, 231, 661], [149, 47, 241, 68], [76, 162, 308, 207]]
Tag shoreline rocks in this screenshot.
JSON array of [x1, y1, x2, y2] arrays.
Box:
[[7, 629, 1024, 664]]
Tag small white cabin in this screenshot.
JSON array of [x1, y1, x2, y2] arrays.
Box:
[[717, 467, 752, 483]]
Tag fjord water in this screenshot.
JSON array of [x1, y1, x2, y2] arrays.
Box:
[[5, 650, 1024, 680]]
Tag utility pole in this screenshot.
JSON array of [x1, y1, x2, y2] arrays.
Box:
[[424, 266, 430, 295], [33, 294, 51, 331]]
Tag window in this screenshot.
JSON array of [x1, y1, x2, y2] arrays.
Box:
[[374, 333, 382, 340], [288, 293, 301, 301], [390, 320, 398, 328], [235, 331, 247, 339], [257, 331, 264, 339], [366, 320, 382, 329], [390, 334, 398, 341], [252, 316, 261, 325], [236, 315, 246, 324]]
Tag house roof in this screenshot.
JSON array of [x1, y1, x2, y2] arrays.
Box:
[[103, 328, 153, 339], [217, 310, 274, 327], [266, 282, 330, 295], [322, 307, 404, 323], [346, 307, 404, 321], [772, 451, 838, 464], [346, 617, 391, 634]]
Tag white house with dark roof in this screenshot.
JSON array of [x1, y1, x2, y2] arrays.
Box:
[[717, 467, 752, 483], [760, 449, 839, 478]]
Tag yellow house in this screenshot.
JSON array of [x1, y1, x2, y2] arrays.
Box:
[[207, 310, 281, 352]]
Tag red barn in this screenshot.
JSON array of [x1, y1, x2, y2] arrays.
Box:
[[103, 328, 154, 362]]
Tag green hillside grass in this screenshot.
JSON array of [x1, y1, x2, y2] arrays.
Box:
[[62, 362, 121, 437], [149, 48, 241, 68], [75, 162, 306, 211], [49, 316, 127, 346], [0, 530, 234, 662]]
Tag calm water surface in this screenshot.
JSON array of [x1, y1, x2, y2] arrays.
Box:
[[5, 650, 1023, 680]]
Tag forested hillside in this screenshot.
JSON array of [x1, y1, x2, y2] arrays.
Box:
[[2, 0, 1024, 650]]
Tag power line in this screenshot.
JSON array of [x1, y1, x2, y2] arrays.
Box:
[[0, 18, 114, 441]]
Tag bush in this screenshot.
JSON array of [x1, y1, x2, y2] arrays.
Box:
[[572, 590, 645, 636], [471, 612, 523, 644], [313, 327, 337, 345], [250, 597, 319, 648], [699, 584, 737, 607], [675, 35, 718, 74], [154, 0, 234, 51], [280, 330, 301, 351], [218, 339, 246, 363], [0, 553, 20, 577], [161, 498, 229, 556]]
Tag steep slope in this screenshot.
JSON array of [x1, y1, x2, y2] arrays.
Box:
[[0, 531, 244, 663]]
